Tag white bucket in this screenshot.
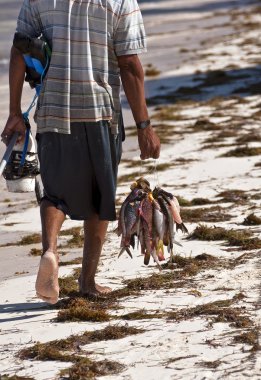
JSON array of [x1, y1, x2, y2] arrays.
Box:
[[6, 133, 37, 193]]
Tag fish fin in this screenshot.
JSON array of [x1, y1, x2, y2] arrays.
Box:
[[118, 247, 125, 258], [173, 239, 183, 247], [156, 240, 165, 261], [118, 246, 133, 259], [130, 234, 136, 249], [151, 249, 163, 270], [144, 250, 150, 265], [169, 248, 174, 263], [126, 247, 133, 258], [176, 223, 188, 234]]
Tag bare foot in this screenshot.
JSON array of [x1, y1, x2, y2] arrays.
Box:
[[80, 282, 112, 298], [35, 251, 59, 304]]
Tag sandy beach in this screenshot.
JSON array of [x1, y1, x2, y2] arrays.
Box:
[[0, 0, 261, 379]]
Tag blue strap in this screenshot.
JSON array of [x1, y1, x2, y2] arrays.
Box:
[[19, 115, 31, 167], [18, 49, 50, 169]]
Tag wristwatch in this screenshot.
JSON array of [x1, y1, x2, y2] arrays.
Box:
[[136, 119, 151, 129]]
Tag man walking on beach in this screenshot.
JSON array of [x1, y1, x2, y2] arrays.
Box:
[[1, 0, 160, 303]]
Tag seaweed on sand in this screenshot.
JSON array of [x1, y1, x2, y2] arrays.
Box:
[[145, 64, 161, 77], [167, 297, 252, 328], [221, 146, 261, 157], [122, 310, 164, 320], [193, 118, 220, 131], [181, 206, 232, 223], [60, 357, 124, 379], [216, 189, 248, 203], [56, 298, 111, 322], [176, 196, 211, 206], [236, 132, 261, 144], [19, 345, 123, 379], [242, 213, 261, 226], [234, 329, 260, 351], [188, 224, 261, 250], [29, 248, 42, 256], [197, 360, 221, 369], [18, 324, 148, 379], [59, 274, 79, 297], [59, 257, 82, 266], [19, 325, 143, 358]]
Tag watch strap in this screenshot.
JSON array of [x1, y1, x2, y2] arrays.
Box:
[[136, 119, 151, 129]]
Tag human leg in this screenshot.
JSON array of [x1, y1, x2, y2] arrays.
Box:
[[79, 213, 111, 297], [35, 199, 66, 304]]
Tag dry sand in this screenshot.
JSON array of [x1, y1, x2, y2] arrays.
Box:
[[0, 0, 261, 379]]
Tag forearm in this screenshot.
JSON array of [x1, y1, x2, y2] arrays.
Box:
[[9, 46, 26, 115], [118, 54, 148, 124]]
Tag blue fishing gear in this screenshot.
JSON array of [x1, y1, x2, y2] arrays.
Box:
[[2, 33, 51, 193], [13, 32, 51, 92]]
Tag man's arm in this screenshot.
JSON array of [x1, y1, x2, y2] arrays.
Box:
[[117, 54, 160, 160], [1, 46, 26, 144]]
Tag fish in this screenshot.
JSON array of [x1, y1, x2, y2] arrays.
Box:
[[117, 188, 146, 240], [117, 180, 187, 268], [157, 190, 188, 235], [139, 198, 152, 265], [152, 199, 166, 261], [119, 201, 139, 258]]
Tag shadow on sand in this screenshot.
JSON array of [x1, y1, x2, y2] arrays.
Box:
[[139, 0, 258, 16], [0, 301, 50, 323], [136, 65, 261, 106]]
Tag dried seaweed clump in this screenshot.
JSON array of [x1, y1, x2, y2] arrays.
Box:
[[60, 357, 124, 380], [59, 274, 79, 297], [234, 329, 260, 351], [242, 213, 261, 226], [29, 248, 42, 256], [18, 233, 42, 246], [18, 324, 137, 379], [19, 325, 143, 358], [216, 189, 248, 203], [122, 310, 163, 320], [167, 297, 252, 328], [221, 146, 261, 157], [193, 118, 220, 131], [59, 257, 82, 267], [20, 345, 123, 379], [145, 64, 161, 77], [181, 206, 232, 223], [176, 196, 211, 206], [56, 298, 110, 322], [189, 224, 261, 250]]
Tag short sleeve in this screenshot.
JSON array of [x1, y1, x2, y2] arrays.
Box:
[[16, 0, 41, 38], [114, 0, 147, 56]]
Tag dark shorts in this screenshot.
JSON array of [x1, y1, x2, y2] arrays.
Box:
[[36, 121, 122, 221]]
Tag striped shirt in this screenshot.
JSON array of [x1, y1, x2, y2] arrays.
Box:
[[16, 0, 147, 134]]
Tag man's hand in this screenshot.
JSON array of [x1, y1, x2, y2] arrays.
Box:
[[138, 125, 160, 160], [1, 114, 26, 145]]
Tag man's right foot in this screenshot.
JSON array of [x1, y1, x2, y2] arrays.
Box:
[[35, 251, 59, 304], [80, 282, 112, 299]]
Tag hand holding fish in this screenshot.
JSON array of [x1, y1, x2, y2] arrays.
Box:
[[138, 125, 160, 160]]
